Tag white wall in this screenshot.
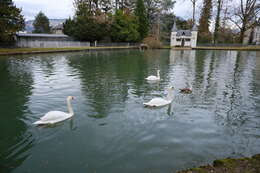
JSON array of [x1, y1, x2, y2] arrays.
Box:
[[17, 38, 90, 48], [171, 31, 197, 47]]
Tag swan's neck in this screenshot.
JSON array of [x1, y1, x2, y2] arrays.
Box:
[[166, 90, 173, 101], [157, 71, 160, 79], [67, 99, 74, 115]]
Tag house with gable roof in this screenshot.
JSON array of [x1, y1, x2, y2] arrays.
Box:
[[170, 22, 198, 48]]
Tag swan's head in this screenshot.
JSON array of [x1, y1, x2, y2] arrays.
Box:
[[67, 96, 75, 100]]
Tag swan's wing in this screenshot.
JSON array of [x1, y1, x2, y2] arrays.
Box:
[[144, 98, 170, 107], [146, 75, 158, 80], [40, 111, 70, 121]]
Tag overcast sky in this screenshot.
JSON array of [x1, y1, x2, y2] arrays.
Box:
[[14, 0, 195, 21]]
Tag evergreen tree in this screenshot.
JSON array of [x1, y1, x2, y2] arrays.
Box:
[[0, 0, 25, 42], [33, 11, 51, 33], [63, 18, 76, 36], [73, 16, 108, 41], [135, 0, 149, 40], [111, 10, 139, 42], [198, 0, 212, 42], [213, 0, 222, 44], [65, 0, 109, 41]]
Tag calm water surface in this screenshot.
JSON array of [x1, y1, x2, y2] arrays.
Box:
[[0, 50, 260, 173]]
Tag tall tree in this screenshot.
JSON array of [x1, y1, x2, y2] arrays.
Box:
[[111, 10, 139, 42], [228, 0, 260, 43], [0, 0, 25, 42], [33, 11, 51, 33], [213, 0, 223, 43], [198, 0, 213, 42], [190, 0, 198, 25], [135, 0, 149, 40], [65, 0, 109, 41]]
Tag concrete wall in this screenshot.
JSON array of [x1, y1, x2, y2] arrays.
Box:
[[16, 36, 90, 48]]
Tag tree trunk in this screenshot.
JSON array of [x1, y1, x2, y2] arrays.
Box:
[[240, 25, 246, 43], [213, 0, 222, 44], [192, 1, 195, 25]]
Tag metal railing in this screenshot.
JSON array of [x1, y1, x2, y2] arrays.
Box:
[[90, 42, 140, 47]]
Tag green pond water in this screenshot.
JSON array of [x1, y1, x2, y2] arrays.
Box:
[[0, 49, 260, 173]]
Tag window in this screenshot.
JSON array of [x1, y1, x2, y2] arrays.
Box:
[[176, 39, 181, 41], [185, 38, 191, 41]]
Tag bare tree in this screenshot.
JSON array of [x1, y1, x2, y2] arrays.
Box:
[[228, 0, 260, 43]]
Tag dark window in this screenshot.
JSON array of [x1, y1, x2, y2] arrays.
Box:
[[176, 39, 181, 41], [182, 32, 185, 36], [185, 38, 191, 41]]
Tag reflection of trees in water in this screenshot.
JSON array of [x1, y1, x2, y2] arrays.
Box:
[[173, 50, 259, 155], [0, 58, 34, 172], [66, 50, 170, 117], [211, 51, 258, 156]]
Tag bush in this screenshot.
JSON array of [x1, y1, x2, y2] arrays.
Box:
[[142, 36, 162, 49]]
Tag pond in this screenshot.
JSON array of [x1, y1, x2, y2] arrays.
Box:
[[0, 49, 260, 173]]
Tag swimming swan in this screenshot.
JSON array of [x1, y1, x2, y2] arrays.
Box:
[[143, 87, 174, 107], [33, 96, 75, 125], [146, 70, 160, 81]]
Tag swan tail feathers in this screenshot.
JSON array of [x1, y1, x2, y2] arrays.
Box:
[[33, 120, 45, 125]]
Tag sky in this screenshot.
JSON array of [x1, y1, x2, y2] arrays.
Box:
[[14, 0, 195, 21]]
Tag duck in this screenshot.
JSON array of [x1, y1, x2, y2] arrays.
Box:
[[180, 85, 192, 94], [146, 70, 160, 81], [143, 87, 174, 107], [33, 96, 75, 125]]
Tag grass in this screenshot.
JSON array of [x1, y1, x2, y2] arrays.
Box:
[[178, 154, 260, 173], [194, 45, 260, 51], [1, 45, 259, 55], [0, 46, 136, 55], [162, 45, 260, 50]]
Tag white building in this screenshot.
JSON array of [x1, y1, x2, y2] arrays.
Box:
[[170, 22, 198, 48], [15, 33, 90, 48]]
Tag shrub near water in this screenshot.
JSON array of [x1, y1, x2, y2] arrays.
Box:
[[142, 36, 162, 49]]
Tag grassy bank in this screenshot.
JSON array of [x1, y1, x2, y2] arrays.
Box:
[[0, 46, 137, 56], [162, 45, 260, 51], [194, 46, 260, 51], [178, 154, 260, 173]]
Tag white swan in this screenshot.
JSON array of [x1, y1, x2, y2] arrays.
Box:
[[143, 87, 174, 107], [33, 96, 75, 125], [146, 70, 160, 81]]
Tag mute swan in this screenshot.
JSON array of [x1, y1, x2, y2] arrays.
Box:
[[33, 96, 75, 125], [180, 85, 192, 94], [146, 70, 160, 81], [143, 87, 174, 107]]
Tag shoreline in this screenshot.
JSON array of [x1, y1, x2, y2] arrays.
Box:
[[193, 46, 260, 51], [177, 154, 260, 173], [1, 45, 260, 56], [0, 46, 138, 56]]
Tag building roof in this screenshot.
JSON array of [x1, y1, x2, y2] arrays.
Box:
[[172, 21, 178, 31], [192, 24, 198, 31], [53, 24, 63, 30], [16, 33, 69, 38], [176, 30, 192, 36]]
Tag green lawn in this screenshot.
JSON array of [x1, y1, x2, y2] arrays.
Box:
[[0, 46, 136, 55]]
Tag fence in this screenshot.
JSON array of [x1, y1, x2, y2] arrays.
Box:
[[16, 40, 90, 48], [91, 42, 140, 47]]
